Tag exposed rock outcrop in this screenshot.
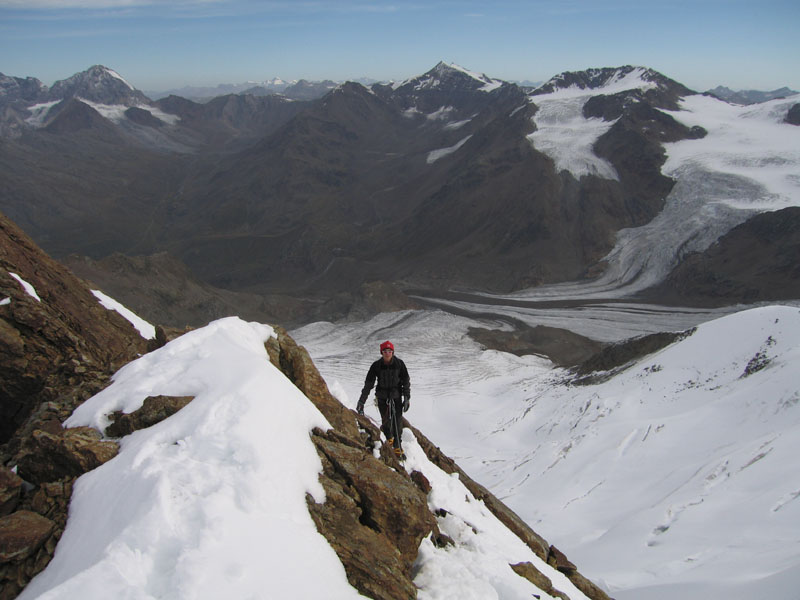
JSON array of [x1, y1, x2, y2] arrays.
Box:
[[105, 394, 194, 437], [0, 468, 23, 517], [14, 426, 118, 486], [0, 510, 58, 600]]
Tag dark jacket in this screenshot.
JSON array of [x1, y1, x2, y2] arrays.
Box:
[[359, 356, 410, 403]]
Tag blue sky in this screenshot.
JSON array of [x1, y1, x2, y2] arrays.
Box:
[[1, 0, 798, 93]]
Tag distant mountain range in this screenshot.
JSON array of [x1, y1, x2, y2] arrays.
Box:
[[146, 77, 344, 101], [705, 85, 798, 104], [0, 62, 797, 326]]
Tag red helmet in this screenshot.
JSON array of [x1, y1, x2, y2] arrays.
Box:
[[380, 340, 394, 353]]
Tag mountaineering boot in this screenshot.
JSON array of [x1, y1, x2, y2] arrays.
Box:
[[394, 447, 406, 460], [386, 437, 394, 447]]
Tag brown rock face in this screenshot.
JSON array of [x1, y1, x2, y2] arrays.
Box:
[[0, 510, 58, 600], [510, 561, 568, 600], [105, 395, 194, 437], [0, 211, 147, 444], [14, 426, 118, 486], [0, 468, 23, 517], [0, 511, 55, 563], [308, 429, 430, 600]]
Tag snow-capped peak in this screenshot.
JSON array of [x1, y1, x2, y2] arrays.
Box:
[[428, 61, 504, 92], [48, 65, 148, 106], [395, 61, 505, 94]]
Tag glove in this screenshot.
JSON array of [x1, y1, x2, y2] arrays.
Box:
[[402, 396, 410, 412], [356, 399, 365, 415]]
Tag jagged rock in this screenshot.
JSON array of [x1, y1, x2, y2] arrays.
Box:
[[313, 432, 435, 566], [0, 510, 55, 562], [409, 470, 432, 495], [266, 326, 362, 441], [510, 561, 568, 600], [268, 325, 439, 599], [0, 468, 23, 516], [548, 545, 578, 573], [564, 569, 613, 600], [547, 545, 613, 600], [0, 511, 58, 600], [28, 480, 73, 529], [308, 430, 424, 600], [105, 395, 194, 437], [14, 427, 118, 485]]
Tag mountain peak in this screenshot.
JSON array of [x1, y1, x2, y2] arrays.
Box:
[[534, 65, 690, 97], [392, 61, 504, 96], [48, 65, 149, 106]]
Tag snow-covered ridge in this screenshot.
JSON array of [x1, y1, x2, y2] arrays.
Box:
[[18, 316, 595, 600], [524, 66, 676, 180], [523, 67, 663, 181], [534, 66, 661, 98], [17, 318, 353, 599]]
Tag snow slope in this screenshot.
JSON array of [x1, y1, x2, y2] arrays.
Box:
[[294, 304, 800, 600]]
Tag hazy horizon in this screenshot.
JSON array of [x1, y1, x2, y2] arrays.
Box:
[[1, 0, 798, 93]]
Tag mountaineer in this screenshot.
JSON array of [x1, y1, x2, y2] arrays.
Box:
[[357, 340, 411, 456]]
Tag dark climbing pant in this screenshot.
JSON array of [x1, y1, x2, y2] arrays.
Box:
[[378, 396, 403, 448]]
